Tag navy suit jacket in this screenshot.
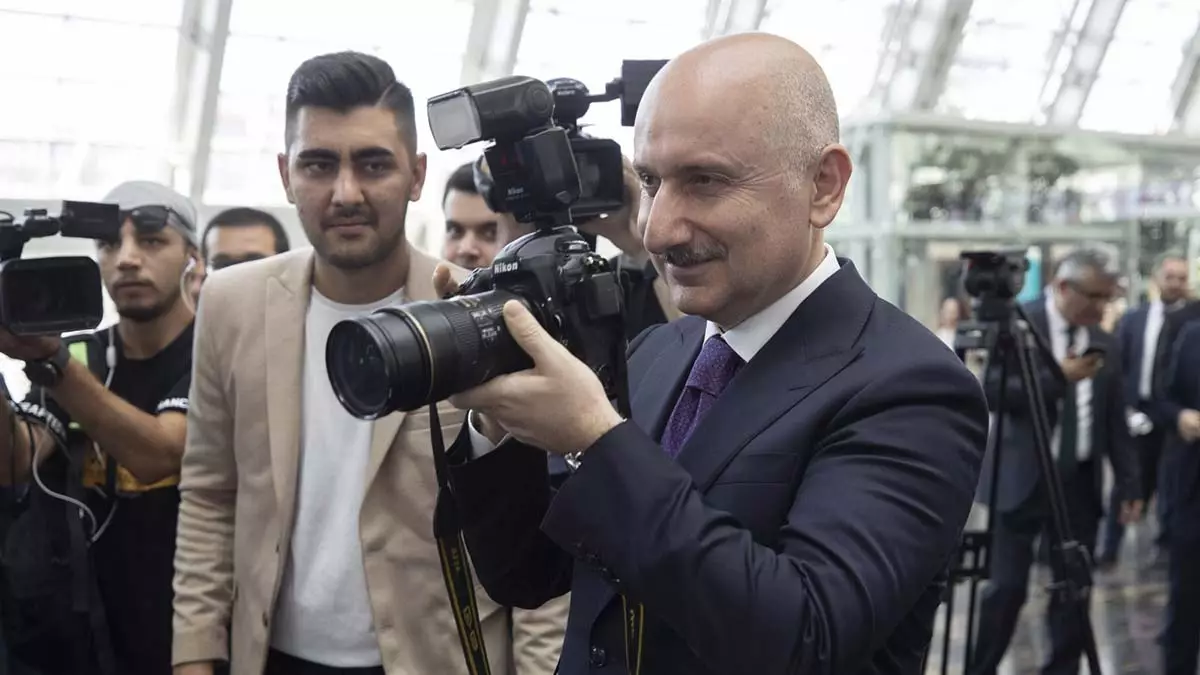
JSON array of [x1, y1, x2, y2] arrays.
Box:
[[975, 299, 1138, 514], [447, 261, 988, 675], [1161, 323, 1200, 542], [1115, 303, 1151, 410], [1150, 300, 1200, 427]]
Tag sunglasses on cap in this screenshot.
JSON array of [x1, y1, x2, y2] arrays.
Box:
[[117, 205, 186, 237]]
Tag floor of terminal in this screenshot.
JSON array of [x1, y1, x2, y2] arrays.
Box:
[[925, 520, 1169, 675]]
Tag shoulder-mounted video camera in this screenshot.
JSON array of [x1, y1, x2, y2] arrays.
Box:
[[325, 61, 666, 418], [0, 202, 120, 336]]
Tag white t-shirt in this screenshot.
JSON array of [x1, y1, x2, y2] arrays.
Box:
[[270, 286, 406, 667]]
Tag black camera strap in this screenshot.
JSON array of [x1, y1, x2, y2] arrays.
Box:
[[427, 345, 645, 675], [428, 403, 492, 675]]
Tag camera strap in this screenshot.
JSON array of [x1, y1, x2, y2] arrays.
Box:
[[428, 403, 492, 675]]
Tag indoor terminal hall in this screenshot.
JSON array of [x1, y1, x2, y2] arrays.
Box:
[[2, 0, 1200, 674]]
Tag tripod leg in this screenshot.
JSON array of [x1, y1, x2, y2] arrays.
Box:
[[1010, 328, 1104, 675]]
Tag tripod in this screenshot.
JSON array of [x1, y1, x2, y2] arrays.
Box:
[[924, 296, 1102, 675]]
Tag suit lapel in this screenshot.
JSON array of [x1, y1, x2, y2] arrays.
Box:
[[266, 251, 315, 517], [673, 260, 873, 491], [361, 246, 444, 488], [629, 318, 703, 441]]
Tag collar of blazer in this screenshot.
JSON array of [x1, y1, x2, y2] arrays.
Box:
[[631, 258, 874, 490], [263, 244, 464, 518]]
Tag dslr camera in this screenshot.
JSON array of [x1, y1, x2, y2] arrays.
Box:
[[0, 201, 120, 336], [326, 62, 665, 418]]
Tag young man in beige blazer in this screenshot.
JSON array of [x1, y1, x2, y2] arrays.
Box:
[[171, 51, 566, 675]]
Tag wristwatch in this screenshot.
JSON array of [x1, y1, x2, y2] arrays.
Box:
[[24, 342, 71, 388]]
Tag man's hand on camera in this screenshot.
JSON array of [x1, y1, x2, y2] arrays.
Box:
[[0, 327, 61, 362], [1178, 409, 1200, 441], [1061, 353, 1101, 383], [447, 300, 623, 455], [173, 663, 214, 675]]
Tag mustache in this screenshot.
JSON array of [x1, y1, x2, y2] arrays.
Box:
[[324, 205, 376, 225], [660, 244, 726, 267]]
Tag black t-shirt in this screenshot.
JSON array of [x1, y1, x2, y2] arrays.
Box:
[[15, 323, 193, 675]]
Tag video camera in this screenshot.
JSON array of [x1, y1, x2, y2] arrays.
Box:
[[960, 250, 1028, 322], [325, 61, 666, 418], [0, 202, 119, 336]]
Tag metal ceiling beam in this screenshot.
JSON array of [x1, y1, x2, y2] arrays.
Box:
[[874, 0, 974, 112], [460, 0, 530, 85], [168, 0, 233, 203], [702, 0, 768, 39], [1169, 22, 1200, 133], [1043, 0, 1128, 127]]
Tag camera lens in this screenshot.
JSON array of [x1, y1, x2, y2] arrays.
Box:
[[325, 290, 534, 418]]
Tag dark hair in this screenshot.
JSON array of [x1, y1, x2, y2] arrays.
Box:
[[443, 161, 480, 208], [284, 51, 417, 154], [202, 207, 291, 258]]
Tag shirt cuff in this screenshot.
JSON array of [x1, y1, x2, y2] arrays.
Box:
[[467, 411, 504, 459]]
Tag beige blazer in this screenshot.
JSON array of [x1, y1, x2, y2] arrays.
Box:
[[172, 245, 568, 675]]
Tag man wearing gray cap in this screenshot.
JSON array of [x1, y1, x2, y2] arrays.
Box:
[[0, 180, 201, 675]]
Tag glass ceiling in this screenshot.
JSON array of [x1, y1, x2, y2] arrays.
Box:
[[2, 0, 1200, 214], [760, 0, 898, 120], [1078, 0, 1200, 134], [511, 0, 711, 160], [0, 0, 183, 199], [937, 0, 1082, 123]]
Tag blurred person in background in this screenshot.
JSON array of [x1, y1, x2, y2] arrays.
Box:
[[0, 180, 200, 675], [1097, 252, 1188, 569], [936, 296, 966, 348], [171, 51, 564, 675], [186, 208, 292, 305], [971, 247, 1142, 675], [441, 162, 532, 270], [202, 208, 291, 273]]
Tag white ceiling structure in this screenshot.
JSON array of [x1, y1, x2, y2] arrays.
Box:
[[2, 0, 1200, 229]]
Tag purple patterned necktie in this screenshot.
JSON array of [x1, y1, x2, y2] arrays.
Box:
[[661, 335, 745, 457]]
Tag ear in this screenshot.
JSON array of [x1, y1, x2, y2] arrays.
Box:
[[409, 152, 428, 202], [277, 153, 295, 204], [809, 144, 853, 230]]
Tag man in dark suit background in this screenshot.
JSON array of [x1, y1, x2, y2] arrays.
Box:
[[1159, 322, 1200, 675], [970, 247, 1143, 675], [435, 33, 989, 675], [1097, 252, 1188, 567]]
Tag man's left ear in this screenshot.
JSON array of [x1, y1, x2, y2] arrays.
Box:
[[809, 144, 853, 230], [409, 152, 428, 202], [277, 152, 296, 205]]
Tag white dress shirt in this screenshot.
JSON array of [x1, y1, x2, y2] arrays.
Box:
[[1044, 294, 1093, 463], [1138, 300, 1167, 400], [470, 244, 841, 455], [703, 244, 840, 361]]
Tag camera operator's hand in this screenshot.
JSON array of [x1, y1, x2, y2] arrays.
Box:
[[448, 300, 624, 455], [1060, 353, 1102, 383], [0, 327, 61, 362], [576, 156, 647, 262], [173, 662, 214, 675], [1120, 499, 1144, 525], [1178, 409, 1200, 442], [433, 263, 461, 299]]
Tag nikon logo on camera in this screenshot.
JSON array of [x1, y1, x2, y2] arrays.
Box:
[[494, 261, 519, 274]]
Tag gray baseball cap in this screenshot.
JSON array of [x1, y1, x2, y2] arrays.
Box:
[[102, 180, 199, 247]]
